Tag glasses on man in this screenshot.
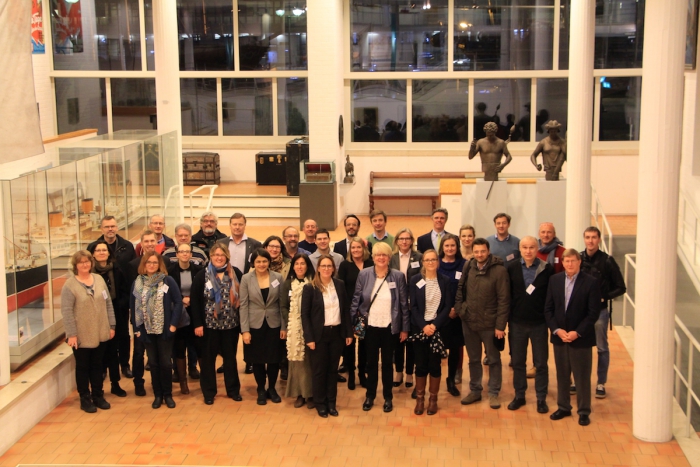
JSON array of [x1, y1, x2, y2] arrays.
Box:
[[284, 234, 299, 239], [177, 250, 192, 254]]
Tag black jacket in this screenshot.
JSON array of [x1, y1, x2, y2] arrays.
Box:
[[506, 259, 554, 325], [192, 229, 228, 256], [300, 279, 353, 344], [166, 262, 204, 294], [544, 271, 602, 348], [87, 235, 136, 269], [409, 273, 453, 333], [333, 238, 372, 259], [580, 249, 626, 305], [416, 231, 452, 254]]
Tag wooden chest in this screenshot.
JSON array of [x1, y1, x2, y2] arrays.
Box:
[[183, 152, 220, 185]]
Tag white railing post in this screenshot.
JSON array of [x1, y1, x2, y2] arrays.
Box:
[[186, 185, 218, 224]]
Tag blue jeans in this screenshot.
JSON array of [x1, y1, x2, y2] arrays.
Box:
[[595, 308, 610, 385]]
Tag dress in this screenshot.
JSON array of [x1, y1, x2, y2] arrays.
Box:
[[438, 258, 466, 348], [285, 277, 313, 398]]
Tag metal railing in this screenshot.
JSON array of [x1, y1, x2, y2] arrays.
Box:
[[621, 253, 636, 327], [591, 183, 614, 255], [679, 191, 700, 282], [187, 185, 218, 223]]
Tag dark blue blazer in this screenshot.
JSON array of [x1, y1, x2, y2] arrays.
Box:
[[416, 231, 452, 254], [543, 271, 601, 348], [409, 273, 454, 333], [130, 275, 183, 343]]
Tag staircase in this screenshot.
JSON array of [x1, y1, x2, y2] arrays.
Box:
[[186, 192, 300, 226]]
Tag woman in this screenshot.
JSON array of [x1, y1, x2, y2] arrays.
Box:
[[438, 234, 467, 398], [130, 252, 183, 409], [337, 237, 373, 390], [190, 244, 243, 405], [167, 243, 204, 395], [91, 240, 130, 398], [264, 235, 291, 381], [389, 228, 422, 390], [460, 224, 476, 261], [409, 249, 453, 415], [240, 248, 286, 405], [350, 242, 409, 413], [301, 255, 353, 418], [62, 250, 116, 413], [280, 253, 315, 408]]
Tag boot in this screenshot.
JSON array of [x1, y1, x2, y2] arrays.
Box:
[[414, 376, 427, 415], [172, 359, 179, 382], [427, 376, 440, 415], [176, 358, 189, 395], [80, 394, 97, 413]]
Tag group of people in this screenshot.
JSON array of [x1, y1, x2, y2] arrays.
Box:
[[61, 207, 625, 425]]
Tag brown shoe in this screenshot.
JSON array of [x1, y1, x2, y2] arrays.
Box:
[[414, 376, 427, 415], [306, 397, 315, 409], [176, 358, 189, 395], [427, 376, 440, 415], [294, 396, 305, 408]]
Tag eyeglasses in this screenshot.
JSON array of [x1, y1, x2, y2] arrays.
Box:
[[318, 264, 334, 269], [145, 261, 160, 265], [201, 219, 216, 224], [397, 237, 412, 242], [78, 260, 91, 265], [284, 234, 299, 239], [266, 245, 281, 250], [423, 259, 438, 263], [211, 253, 227, 258], [373, 254, 389, 258], [177, 250, 192, 254]]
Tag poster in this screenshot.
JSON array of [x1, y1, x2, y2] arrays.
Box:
[[52, 0, 83, 54], [31, 0, 44, 54]]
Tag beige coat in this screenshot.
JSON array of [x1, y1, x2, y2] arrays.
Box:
[[61, 274, 116, 348]]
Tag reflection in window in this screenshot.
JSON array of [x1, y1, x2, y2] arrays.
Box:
[[412, 80, 469, 142], [177, 0, 234, 71], [599, 76, 641, 141], [594, 0, 644, 69], [52, 0, 143, 71], [111, 79, 157, 131], [180, 78, 218, 135], [277, 78, 308, 136], [145, 1, 155, 70], [351, 1, 448, 72], [687, 0, 699, 68], [352, 80, 407, 142], [454, 0, 554, 71], [535, 78, 568, 141], [238, 1, 307, 70], [559, 0, 570, 69], [222, 79, 273, 135], [55, 78, 108, 135], [473, 79, 531, 141]]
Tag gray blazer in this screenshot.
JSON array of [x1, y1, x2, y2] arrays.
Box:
[[349, 267, 409, 334], [239, 270, 285, 332], [389, 250, 423, 284]]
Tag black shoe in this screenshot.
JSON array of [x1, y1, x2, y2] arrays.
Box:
[[121, 365, 133, 379], [172, 368, 179, 383], [383, 400, 393, 413], [204, 397, 214, 405], [111, 383, 127, 397], [362, 397, 374, 411], [537, 400, 549, 414], [228, 393, 242, 402], [145, 362, 151, 371], [317, 407, 328, 418], [337, 374, 347, 383], [189, 366, 200, 380], [405, 375, 414, 388], [267, 388, 282, 403], [244, 364, 254, 374], [257, 390, 267, 405], [579, 414, 591, 426], [446, 378, 461, 397], [152, 396, 163, 409], [164, 395, 176, 409], [507, 398, 526, 411], [347, 374, 356, 391], [392, 375, 403, 387], [135, 384, 146, 397], [411, 388, 417, 399], [280, 368, 288, 381], [482, 356, 490, 365], [102, 371, 107, 381], [550, 409, 572, 420], [569, 384, 576, 395], [328, 405, 339, 417], [80, 395, 97, 413], [358, 374, 367, 388], [338, 364, 348, 373], [92, 395, 111, 410], [217, 365, 224, 374]]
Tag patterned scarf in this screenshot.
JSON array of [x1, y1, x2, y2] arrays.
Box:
[[205, 261, 240, 316], [269, 254, 285, 273], [287, 278, 310, 361], [133, 273, 165, 335], [538, 237, 563, 265], [93, 262, 116, 299], [407, 330, 448, 358]]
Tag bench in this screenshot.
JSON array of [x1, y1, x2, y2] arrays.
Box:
[[369, 172, 481, 212]]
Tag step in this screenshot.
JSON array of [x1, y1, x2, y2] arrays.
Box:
[[188, 196, 300, 209]]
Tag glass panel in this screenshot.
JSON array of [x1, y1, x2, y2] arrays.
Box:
[[277, 77, 308, 136], [454, 0, 555, 71], [594, 0, 644, 69], [111, 79, 157, 131], [238, 0, 308, 70], [351, 0, 448, 72], [180, 78, 218, 135], [177, 0, 235, 71], [158, 132, 183, 231], [473, 79, 531, 141], [145, 1, 156, 70], [52, 0, 143, 71], [222, 78, 273, 135], [535, 78, 568, 141], [687, 0, 699, 68], [351, 80, 407, 142], [55, 78, 108, 135], [559, 0, 570, 69], [599, 76, 641, 141], [142, 136, 162, 225], [75, 155, 105, 247], [412, 80, 469, 142]]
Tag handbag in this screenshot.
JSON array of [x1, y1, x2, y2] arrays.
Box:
[[353, 276, 387, 340]]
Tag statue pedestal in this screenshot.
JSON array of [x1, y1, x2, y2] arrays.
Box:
[[535, 179, 567, 240], [473, 180, 508, 238]]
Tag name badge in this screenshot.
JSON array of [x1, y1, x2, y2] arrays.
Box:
[[526, 284, 536, 295], [455, 271, 462, 280], [387, 282, 396, 289], [161, 284, 169, 293], [248, 253, 252, 263], [554, 257, 560, 263], [271, 279, 280, 288], [410, 261, 420, 269], [205, 280, 213, 290], [506, 254, 515, 261], [102, 290, 109, 300], [416, 279, 426, 289]]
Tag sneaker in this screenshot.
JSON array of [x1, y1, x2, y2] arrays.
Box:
[[460, 392, 482, 405], [454, 368, 462, 384], [569, 384, 576, 395], [595, 384, 606, 399], [92, 396, 111, 410], [489, 394, 501, 409]]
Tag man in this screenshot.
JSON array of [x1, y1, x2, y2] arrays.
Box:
[[530, 120, 567, 181], [282, 226, 311, 257], [334, 214, 371, 258], [578, 226, 626, 399], [298, 219, 318, 253], [224, 213, 261, 274], [544, 249, 601, 426], [134, 214, 175, 256], [309, 229, 344, 271], [486, 213, 520, 262], [163, 223, 208, 266], [537, 222, 565, 273], [469, 121, 513, 181], [505, 236, 554, 414], [365, 210, 393, 247], [455, 238, 510, 409], [191, 211, 228, 256], [417, 207, 450, 253]]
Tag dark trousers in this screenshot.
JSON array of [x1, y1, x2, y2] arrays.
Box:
[[393, 336, 415, 375], [413, 340, 442, 378], [132, 337, 146, 385], [553, 344, 592, 415], [343, 337, 367, 375], [199, 327, 240, 399], [118, 335, 131, 368], [103, 336, 121, 383], [144, 337, 175, 397], [73, 342, 106, 397], [510, 321, 549, 401], [173, 324, 194, 359], [447, 346, 462, 380], [365, 325, 395, 400], [253, 364, 280, 391], [462, 322, 502, 395], [114, 308, 130, 368], [308, 325, 344, 408]]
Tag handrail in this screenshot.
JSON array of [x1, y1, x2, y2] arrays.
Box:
[[621, 253, 636, 327], [591, 183, 614, 255], [162, 185, 181, 220], [678, 191, 700, 282], [188, 185, 218, 223]]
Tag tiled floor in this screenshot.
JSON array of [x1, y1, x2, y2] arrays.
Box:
[[0, 328, 690, 467]]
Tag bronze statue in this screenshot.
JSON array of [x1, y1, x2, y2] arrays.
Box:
[[344, 154, 355, 184], [469, 121, 513, 182], [530, 120, 566, 181]]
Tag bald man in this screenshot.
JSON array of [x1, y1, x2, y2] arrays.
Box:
[[135, 214, 175, 256], [536, 223, 565, 273], [298, 219, 318, 253]]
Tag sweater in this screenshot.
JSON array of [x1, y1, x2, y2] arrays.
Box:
[[61, 274, 116, 348]]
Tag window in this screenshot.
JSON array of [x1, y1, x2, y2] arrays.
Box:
[[180, 78, 218, 135], [352, 80, 407, 142], [177, 0, 235, 71], [599, 76, 641, 141], [473, 79, 531, 141], [55, 78, 108, 135], [111, 79, 157, 131], [277, 78, 308, 135], [594, 0, 644, 69], [535, 78, 568, 141], [412, 80, 469, 142], [222, 78, 273, 135]]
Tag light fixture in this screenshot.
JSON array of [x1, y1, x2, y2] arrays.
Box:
[[275, 9, 284, 16], [459, 21, 468, 28], [292, 7, 304, 16]]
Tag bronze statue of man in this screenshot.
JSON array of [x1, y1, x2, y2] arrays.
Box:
[[469, 121, 513, 182], [530, 120, 567, 181]]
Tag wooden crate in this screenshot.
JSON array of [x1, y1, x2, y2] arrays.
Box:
[[183, 152, 220, 186]]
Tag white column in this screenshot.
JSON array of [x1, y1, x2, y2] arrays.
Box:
[[564, 0, 594, 249], [633, 0, 686, 443]]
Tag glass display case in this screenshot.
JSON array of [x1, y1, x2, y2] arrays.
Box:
[[300, 160, 336, 183], [2, 130, 181, 369]]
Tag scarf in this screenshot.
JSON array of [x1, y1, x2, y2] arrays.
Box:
[[93, 262, 116, 299], [407, 330, 447, 358], [269, 254, 285, 273], [287, 277, 311, 361], [133, 273, 165, 334], [205, 261, 240, 316], [538, 237, 563, 265]]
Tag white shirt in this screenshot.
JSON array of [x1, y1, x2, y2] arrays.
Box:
[[431, 230, 445, 251], [229, 235, 248, 272], [322, 281, 341, 326], [367, 277, 392, 328], [399, 251, 411, 279]]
